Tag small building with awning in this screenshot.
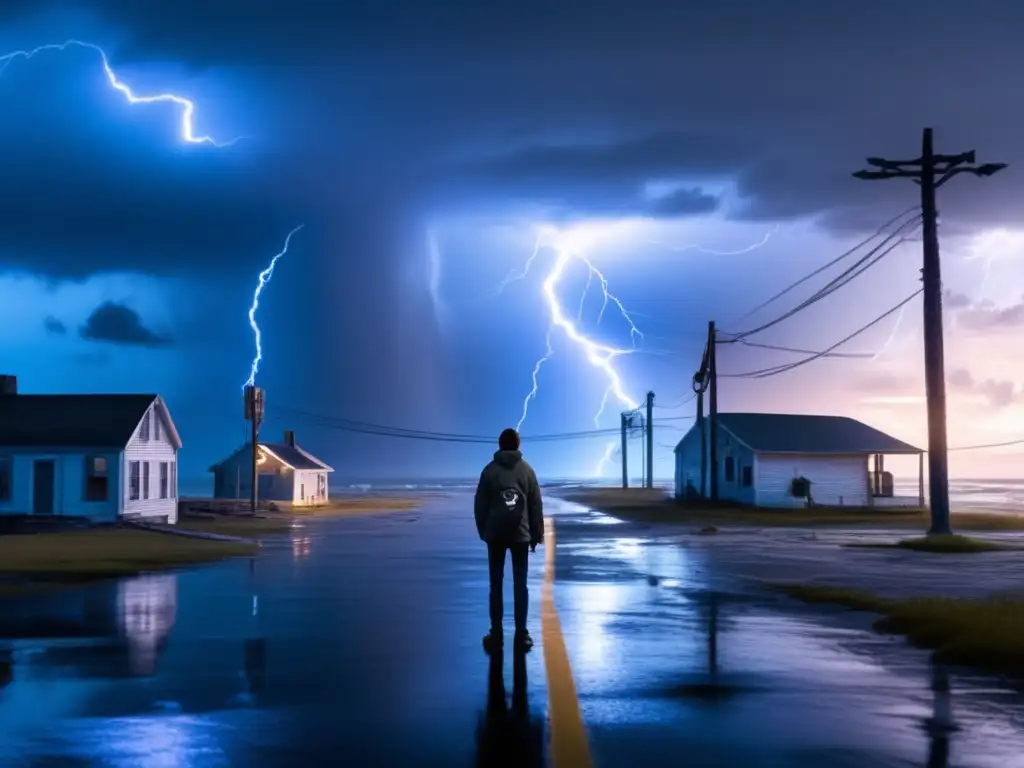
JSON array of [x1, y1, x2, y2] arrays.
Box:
[[674, 412, 923, 508]]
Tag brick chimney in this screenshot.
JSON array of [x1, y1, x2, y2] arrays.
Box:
[[284, 430, 295, 447], [0, 375, 17, 396]]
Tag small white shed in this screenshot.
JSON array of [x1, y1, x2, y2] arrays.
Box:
[[0, 375, 182, 523], [674, 412, 924, 508], [209, 430, 333, 507]]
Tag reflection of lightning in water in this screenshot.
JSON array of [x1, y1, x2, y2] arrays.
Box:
[[502, 224, 772, 476], [0, 40, 242, 147]]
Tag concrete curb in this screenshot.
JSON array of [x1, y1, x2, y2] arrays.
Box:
[[122, 520, 259, 546]]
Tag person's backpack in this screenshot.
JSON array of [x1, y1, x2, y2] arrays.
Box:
[[492, 481, 526, 538]]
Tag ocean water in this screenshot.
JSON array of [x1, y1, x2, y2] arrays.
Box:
[[179, 476, 1024, 511]]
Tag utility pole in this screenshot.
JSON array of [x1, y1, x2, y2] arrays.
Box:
[[708, 321, 719, 501], [620, 411, 629, 489], [697, 388, 706, 498], [854, 128, 1006, 534], [244, 385, 265, 514], [645, 391, 655, 489]]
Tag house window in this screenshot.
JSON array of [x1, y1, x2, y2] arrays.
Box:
[[741, 466, 753, 488], [724, 456, 735, 483], [142, 462, 150, 500], [154, 414, 162, 441], [0, 457, 10, 502], [129, 461, 141, 500], [84, 456, 109, 501], [170, 462, 176, 499], [300, 482, 305, 501], [139, 412, 151, 441], [159, 462, 169, 499]]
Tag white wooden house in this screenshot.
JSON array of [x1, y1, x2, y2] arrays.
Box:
[[674, 412, 924, 508], [209, 430, 333, 507], [0, 375, 182, 523]]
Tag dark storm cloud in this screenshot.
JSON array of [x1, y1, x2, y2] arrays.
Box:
[[948, 367, 1020, 409], [954, 297, 1024, 333], [853, 372, 919, 394], [80, 301, 172, 347], [4, 0, 1024, 282], [43, 315, 66, 334], [944, 291, 973, 311]]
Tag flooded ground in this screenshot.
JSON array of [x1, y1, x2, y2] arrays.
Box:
[[1, 492, 1023, 766]]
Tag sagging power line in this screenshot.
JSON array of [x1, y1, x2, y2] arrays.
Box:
[[722, 212, 922, 342], [269, 405, 687, 446], [720, 289, 923, 379]]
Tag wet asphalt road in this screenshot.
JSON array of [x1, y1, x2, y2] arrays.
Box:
[[1, 492, 1024, 766]]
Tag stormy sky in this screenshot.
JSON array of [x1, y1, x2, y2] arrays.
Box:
[[2, 1, 1023, 484]]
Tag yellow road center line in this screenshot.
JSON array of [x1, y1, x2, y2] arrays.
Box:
[[542, 517, 593, 767]]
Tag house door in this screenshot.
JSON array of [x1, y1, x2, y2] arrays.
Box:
[[32, 460, 56, 515]]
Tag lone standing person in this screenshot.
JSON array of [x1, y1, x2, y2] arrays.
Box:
[[475, 428, 544, 654]]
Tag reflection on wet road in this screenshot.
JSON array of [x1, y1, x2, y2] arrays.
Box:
[[1, 492, 1024, 766], [553, 499, 1024, 767]]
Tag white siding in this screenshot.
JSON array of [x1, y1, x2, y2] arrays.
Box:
[[124, 404, 178, 523], [0, 449, 121, 521], [292, 469, 329, 506], [755, 453, 868, 508], [674, 423, 757, 504]]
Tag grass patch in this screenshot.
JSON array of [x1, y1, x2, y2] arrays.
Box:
[[0, 528, 257, 597], [288, 497, 423, 517], [777, 584, 1024, 675], [845, 534, 1012, 553], [559, 488, 1024, 531], [174, 515, 294, 536]]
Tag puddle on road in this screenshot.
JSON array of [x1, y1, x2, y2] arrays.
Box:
[[0, 512, 550, 766], [554, 526, 1024, 767]]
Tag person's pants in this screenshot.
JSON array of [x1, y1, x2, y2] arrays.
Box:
[[487, 542, 529, 633]]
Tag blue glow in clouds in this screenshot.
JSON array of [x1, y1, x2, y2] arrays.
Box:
[[244, 226, 305, 390], [0, 39, 242, 147]]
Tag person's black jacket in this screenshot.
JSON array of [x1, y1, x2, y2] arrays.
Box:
[[474, 450, 544, 545]]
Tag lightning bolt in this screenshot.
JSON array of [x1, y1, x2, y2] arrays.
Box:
[[244, 225, 305, 389], [503, 226, 640, 475], [504, 223, 774, 477], [0, 39, 241, 147]]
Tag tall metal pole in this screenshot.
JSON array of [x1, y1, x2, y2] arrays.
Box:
[[620, 411, 629, 489], [708, 321, 719, 501], [645, 391, 654, 489], [853, 128, 1006, 534]]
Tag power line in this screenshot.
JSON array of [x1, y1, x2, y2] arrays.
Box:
[[948, 437, 1024, 452], [728, 206, 920, 327], [721, 215, 921, 343], [271, 405, 689, 444], [720, 289, 922, 379], [733, 339, 873, 359]]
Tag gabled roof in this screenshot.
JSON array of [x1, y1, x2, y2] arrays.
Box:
[[717, 412, 922, 454], [261, 443, 333, 471], [0, 394, 160, 447], [676, 412, 921, 455], [209, 441, 334, 472]]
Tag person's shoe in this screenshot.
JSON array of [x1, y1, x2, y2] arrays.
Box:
[[483, 631, 503, 655], [514, 630, 534, 653]]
